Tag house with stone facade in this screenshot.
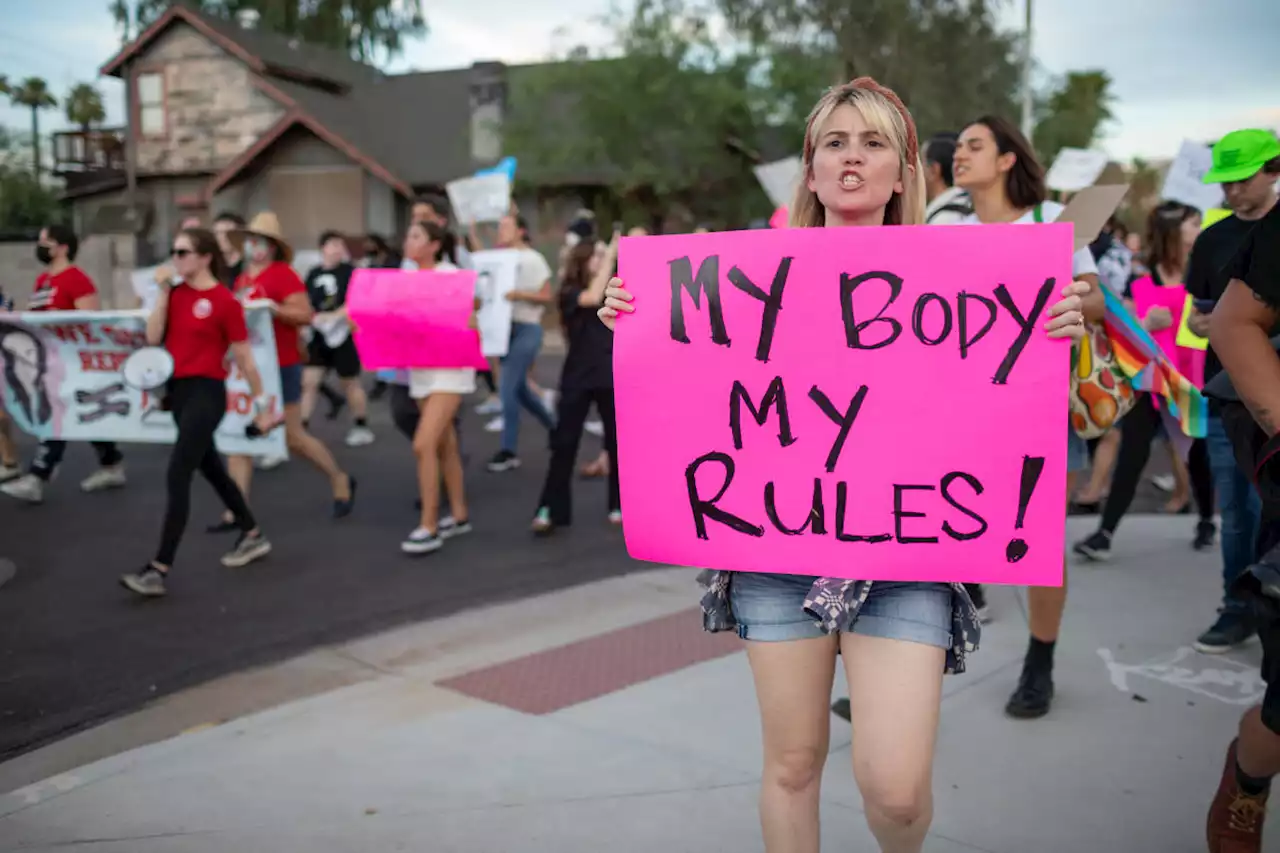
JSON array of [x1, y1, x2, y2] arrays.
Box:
[[51, 2, 582, 266]]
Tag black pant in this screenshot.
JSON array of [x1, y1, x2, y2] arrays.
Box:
[[478, 369, 497, 394], [538, 386, 619, 525], [1099, 394, 1213, 533], [155, 378, 256, 566], [31, 440, 122, 481]]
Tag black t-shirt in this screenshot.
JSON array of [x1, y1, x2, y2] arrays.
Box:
[[1227, 202, 1280, 308], [558, 278, 614, 391], [220, 257, 243, 290], [1187, 213, 1269, 383], [305, 262, 354, 312]]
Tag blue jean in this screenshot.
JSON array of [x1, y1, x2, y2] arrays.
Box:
[[500, 322, 556, 454], [1207, 413, 1262, 615]]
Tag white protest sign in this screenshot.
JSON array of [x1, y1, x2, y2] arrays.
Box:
[[470, 249, 518, 357], [1161, 140, 1225, 211], [446, 172, 511, 224], [1045, 148, 1110, 192], [0, 304, 286, 457], [753, 157, 803, 209], [131, 266, 161, 312]]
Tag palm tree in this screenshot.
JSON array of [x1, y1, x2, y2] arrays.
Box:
[[9, 78, 57, 179], [65, 83, 106, 131]]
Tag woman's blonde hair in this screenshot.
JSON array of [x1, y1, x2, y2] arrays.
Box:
[[789, 79, 926, 229]]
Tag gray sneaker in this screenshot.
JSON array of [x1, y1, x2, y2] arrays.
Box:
[[221, 531, 272, 567], [120, 566, 167, 597]]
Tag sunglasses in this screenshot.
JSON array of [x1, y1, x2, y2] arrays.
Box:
[[170, 248, 193, 258]]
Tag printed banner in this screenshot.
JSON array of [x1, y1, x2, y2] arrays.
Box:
[[0, 305, 286, 457], [346, 269, 487, 370], [446, 172, 511, 224], [614, 224, 1074, 586], [471, 249, 519, 357]]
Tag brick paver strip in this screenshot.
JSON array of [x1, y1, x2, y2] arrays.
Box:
[[437, 608, 742, 714]]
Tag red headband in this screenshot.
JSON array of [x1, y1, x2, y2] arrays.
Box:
[[803, 76, 920, 168]]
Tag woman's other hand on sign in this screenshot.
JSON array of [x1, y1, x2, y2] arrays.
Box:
[[597, 277, 634, 331], [1143, 305, 1174, 332], [1043, 280, 1089, 342], [1188, 308, 1212, 337]]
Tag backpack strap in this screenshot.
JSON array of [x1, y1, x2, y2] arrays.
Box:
[[1031, 204, 1044, 224], [926, 202, 973, 223]]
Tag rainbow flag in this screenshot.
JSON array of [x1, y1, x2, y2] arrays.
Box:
[[1100, 286, 1207, 439]]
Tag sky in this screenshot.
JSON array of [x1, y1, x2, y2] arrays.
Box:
[[0, 0, 1276, 163]]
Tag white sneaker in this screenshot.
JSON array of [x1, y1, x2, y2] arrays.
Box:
[[584, 419, 604, 437], [608, 510, 622, 525], [484, 416, 504, 433], [1, 474, 44, 504], [257, 453, 287, 471], [475, 397, 502, 416], [345, 425, 375, 447], [401, 527, 443, 554], [0, 463, 20, 483], [80, 465, 127, 493], [540, 389, 558, 413]]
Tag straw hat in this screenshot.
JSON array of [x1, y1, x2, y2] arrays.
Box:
[[230, 211, 293, 264]]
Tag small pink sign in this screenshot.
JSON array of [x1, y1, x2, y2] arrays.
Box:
[[614, 223, 1075, 586], [347, 269, 486, 370]]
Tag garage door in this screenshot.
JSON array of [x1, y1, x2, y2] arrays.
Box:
[[267, 168, 365, 251]]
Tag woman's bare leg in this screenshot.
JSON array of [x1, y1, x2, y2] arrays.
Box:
[[300, 366, 325, 423], [745, 635, 839, 853], [283, 403, 350, 499], [413, 395, 457, 532], [438, 417, 467, 521], [842, 633, 946, 853], [219, 454, 254, 524], [1075, 428, 1119, 503]]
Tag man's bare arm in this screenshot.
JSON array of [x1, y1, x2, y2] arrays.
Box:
[[1211, 279, 1280, 436]]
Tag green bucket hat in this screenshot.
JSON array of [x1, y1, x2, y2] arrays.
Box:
[[1203, 129, 1280, 184]]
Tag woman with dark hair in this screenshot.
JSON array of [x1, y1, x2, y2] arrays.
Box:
[[398, 219, 475, 554], [952, 114, 1106, 721], [120, 228, 275, 597], [600, 83, 1089, 853], [487, 212, 556, 472], [530, 235, 620, 535], [1074, 202, 1216, 555]]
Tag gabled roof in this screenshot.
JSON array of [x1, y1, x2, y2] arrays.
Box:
[[100, 1, 381, 91]]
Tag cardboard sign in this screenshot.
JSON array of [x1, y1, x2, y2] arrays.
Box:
[[1161, 141, 1225, 212], [754, 157, 803, 209], [1053, 184, 1130, 251], [0, 305, 286, 457], [471, 249, 519, 357], [614, 224, 1075, 586], [446, 172, 511, 224], [1045, 148, 1110, 192], [346, 269, 487, 370]]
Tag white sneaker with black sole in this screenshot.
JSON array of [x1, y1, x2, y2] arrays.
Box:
[[487, 451, 520, 472], [439, 516, 473, 539], [402, 527, 443, 554]]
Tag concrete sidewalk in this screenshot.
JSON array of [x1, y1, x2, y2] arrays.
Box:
[[1, 516, 1273, 852]]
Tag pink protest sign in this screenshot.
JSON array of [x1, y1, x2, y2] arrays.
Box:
[[347, 269, 486, 370], [614, 223, 1074, 586], [1129, 276, 1205, 387]]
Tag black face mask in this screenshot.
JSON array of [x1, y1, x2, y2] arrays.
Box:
[[35, 245, 53, 265]]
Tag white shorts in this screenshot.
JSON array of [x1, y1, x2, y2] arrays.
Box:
[[408, 368, 476, 400]]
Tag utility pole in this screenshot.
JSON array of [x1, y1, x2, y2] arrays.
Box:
[[1020, 0, 1034, 140]]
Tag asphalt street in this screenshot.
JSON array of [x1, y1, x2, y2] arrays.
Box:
[[0, 364, 640, 762], [0, 362, 1183, 763]]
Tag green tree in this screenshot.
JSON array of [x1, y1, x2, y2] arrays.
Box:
[[714, 0, 1022, 138], [7, 78, 57, 179], [504, 0, 764, 228], [0, 127, 61, 230], [65, 83, 106, 131], [109, 0, 427, 63], [1032, 70, 1116, 164]]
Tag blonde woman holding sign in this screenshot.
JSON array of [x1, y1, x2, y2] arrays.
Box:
[[599, 79, 1090, 853]]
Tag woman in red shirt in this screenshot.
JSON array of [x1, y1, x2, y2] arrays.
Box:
[[120, 228, 275, 598], [211, 212, 356, 531]]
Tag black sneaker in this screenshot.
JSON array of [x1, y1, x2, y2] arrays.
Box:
[[206, 518, 239, 534], [487, 451, 520, 472], [120, 566, 167, 597], [1194, 519, 1218, 551], [1005, 663, 1054, 719], [221, 531, 272, 567], [1073, 530, 1112, 562], [1194, 613, 1257, 654], [333, 476, 358, 519], [831, 697, 851, 721]]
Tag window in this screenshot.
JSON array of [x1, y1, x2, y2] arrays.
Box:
[[137, 71, 166, 136]]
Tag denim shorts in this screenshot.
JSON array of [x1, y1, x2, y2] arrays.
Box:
[[729, 572, 952, 648], [279, 364, 303, 406], [1067, 428, 1089, 474]]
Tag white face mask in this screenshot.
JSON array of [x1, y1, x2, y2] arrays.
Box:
[[564, 232, 581, 248], [244, 238, 266, 259]]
